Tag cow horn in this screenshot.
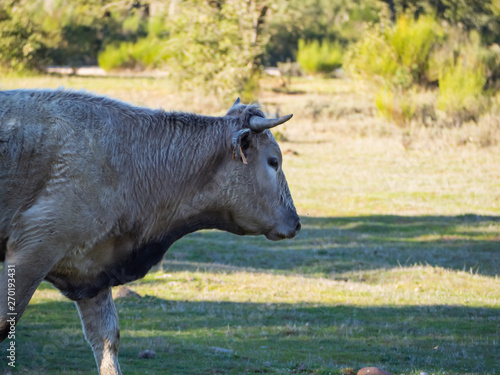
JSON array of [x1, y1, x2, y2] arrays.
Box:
[[249, 114, 293, 132]]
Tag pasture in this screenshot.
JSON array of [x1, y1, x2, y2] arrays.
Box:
[[0, 74, 499, 375]]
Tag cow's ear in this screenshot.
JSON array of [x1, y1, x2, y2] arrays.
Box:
[[231, 129, 252, 164], [226, 97, 241, 115]]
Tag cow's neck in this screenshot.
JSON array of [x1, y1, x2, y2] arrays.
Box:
[[125, 112, 236, 240]]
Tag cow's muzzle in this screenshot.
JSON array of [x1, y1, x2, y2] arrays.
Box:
[[266, 215, 301, 241]]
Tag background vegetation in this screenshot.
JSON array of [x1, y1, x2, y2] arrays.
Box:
[[2, 0, 500, 112], [0, 1, 499, 374]]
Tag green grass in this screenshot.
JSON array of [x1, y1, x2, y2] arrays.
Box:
[[1, 74, 499, 375]]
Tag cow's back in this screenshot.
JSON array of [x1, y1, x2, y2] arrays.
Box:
[[0, 89, 157, 261]]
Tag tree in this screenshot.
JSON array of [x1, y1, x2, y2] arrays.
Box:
[[163, 0, 273, 102], [0, 0, 143, 73], [264, 0, 382, 66], [0, 0, 49, 71], [377, 0, 500, 43]]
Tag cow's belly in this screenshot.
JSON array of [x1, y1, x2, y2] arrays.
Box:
[[45, 234, 173, 300]]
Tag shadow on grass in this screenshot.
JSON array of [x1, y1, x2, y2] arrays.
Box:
[[1, 215, 497, 373], [158, 215, 500, 279], [4, 298, 499, 374]]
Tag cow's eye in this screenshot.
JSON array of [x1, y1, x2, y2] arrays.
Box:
[[268, 157, 279, 171]]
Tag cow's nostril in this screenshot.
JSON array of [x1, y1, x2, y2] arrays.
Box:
[[295, 221, 301, 233]]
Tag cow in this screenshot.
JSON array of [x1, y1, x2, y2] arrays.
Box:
[[0, 89, 300, 374]]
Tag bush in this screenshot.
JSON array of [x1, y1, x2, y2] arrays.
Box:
[[437, 58, 488, 123], [345, 14, 496, 128], [297, 39, 343, 75], [387, 15, 443, 85], [375, 86, 417, 127], [0, 1, 49, 72], [98, 43, 132, 71], [429, 29, 490, 123], [344, 29, 401, 85], [98, 38, 169, 71], [159, 0, 269, 103], [345, 15, 443, 88], [264, 0, 382, 66]]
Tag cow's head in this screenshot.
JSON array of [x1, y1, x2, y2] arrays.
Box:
[[216, 98, 301, 241]]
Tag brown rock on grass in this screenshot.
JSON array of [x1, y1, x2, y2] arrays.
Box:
[[357, 367, 393, 375], [113, 286, 142, 300]]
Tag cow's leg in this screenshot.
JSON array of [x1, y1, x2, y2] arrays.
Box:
[[0, 238, 63, 342], [76, 287, 122, 375], [0, 195, 85, 341]]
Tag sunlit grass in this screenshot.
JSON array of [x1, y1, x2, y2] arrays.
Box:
[[1, 74, 499, 374]]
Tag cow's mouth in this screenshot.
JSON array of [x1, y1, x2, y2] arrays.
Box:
[[265, 220, 301, 241], [265, 231, 287, 241]]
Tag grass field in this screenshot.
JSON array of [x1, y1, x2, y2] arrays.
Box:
[[1, 74, 499, 375]]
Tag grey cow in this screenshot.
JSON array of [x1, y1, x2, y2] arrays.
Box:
[[0, 89, 300, 374]]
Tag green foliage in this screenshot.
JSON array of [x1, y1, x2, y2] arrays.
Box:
[[387, 15, 443, 84], [54, 25, 101, 68], [98, 38, 170, 71], [345, 15, 443, 88], [346, 13, 497, 126], [98, 0, 271, 101], [437, 58, 488, 123], [297, 39, 343, 74], [122, 12, 143, 34], [161, 0, 271, 102], [483, 44, 500, 90], [0, 0, 148, 73], [1, 0, 499, 116], [360, 15, 444, 125], [148, 14, 168, 38], [98, 42, 134, 71], [344, 28, 400, 85], [265, 0, 382, 65], [0, 0, 49, 71], [375, 86, 417, 126], [380, 0, 500, 44], [429, 28, 491, 123]]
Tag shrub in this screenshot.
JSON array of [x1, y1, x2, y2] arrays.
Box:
[[0, 1, 49, 72], [344, 15, 443, 128], [345, 15, 443, 88], [437, 58, 488, 123], [387, 15, 443, 85], [345, 14, 497, 128], [160, 0, 269, 103], [344, 30, 401, 86], [429, 29, 490, 123], [482, 44, 500, 90], [148, 14, 168, 38], [98, 42, 134, 71], [98, 38, 169, 71], [297, 39, 343, 75], [375, 86, 417, 127]]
